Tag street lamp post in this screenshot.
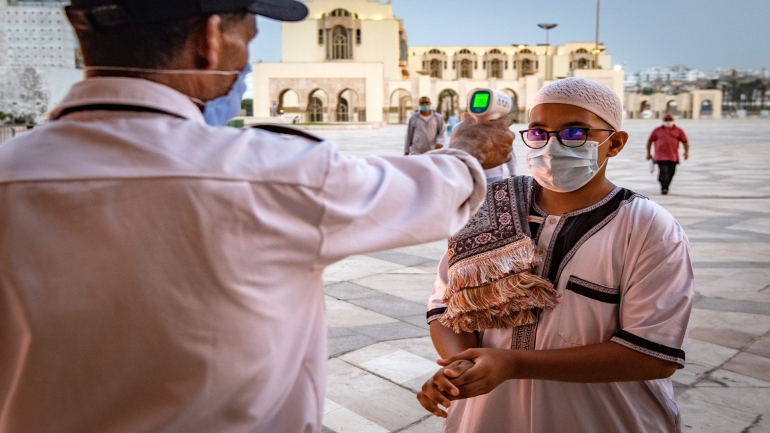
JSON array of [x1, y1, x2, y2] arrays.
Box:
[[594, 0, 601, 68], [537, 23, 558, 79]]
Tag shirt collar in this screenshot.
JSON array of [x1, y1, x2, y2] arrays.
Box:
[[49, 77, 206, 123]]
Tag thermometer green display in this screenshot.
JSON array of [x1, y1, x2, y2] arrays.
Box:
[[468, 89, 513, 121]]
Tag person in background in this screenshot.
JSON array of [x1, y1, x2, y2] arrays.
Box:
[[447, 111, 461, 136], [270, 100, 278, 117], [405, 96, 446, 155], [646, 114, 689, 195]]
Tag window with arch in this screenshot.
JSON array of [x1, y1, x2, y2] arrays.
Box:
[[519, 49, 533, 54], [488, 48, 502, 54], [330, 8, 351, 17], [458, 49, 472, 54], [429, 59, 442, 78], [577, 58, 590, 69], [309, 97, 324, 122], [428, 49, 443, 54], [460, 59, 472, 78], [490, 59, 502, 78], [331, 26, 350, 60], [575, 48, 589, 54]]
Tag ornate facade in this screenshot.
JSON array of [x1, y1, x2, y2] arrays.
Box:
[[252, 0, 623, 124]]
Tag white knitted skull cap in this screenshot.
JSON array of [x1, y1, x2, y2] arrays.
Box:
[[531, 77, 622, 131]]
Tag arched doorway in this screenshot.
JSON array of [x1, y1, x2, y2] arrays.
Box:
[[437, 89, 459, 120], [278, 89, 300, 119], [337, 88, 359, 122], [640, 100, 652, 118], [308, 89, 329, 123], [700, 100, 713, 117], [429, 59, 442, 78], [459, 59, 472, 79], [490, 59, 502, 79], [666, 100, 679, 116], [390, 89, 412, 124], [331, 26, 350, 60]]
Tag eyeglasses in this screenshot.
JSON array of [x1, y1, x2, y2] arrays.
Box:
[[519, 127, 615, 149]]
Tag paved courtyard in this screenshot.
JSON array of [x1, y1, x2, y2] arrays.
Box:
[[316, 119, 770, 433]]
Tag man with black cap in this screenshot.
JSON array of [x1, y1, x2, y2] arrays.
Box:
[[0, 1, 514, 432]]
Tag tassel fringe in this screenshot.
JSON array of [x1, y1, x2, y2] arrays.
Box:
[[441, 238, 560, 333], [447, 237, 542, 294]]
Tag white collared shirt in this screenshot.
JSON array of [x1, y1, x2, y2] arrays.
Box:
[[0, 77, 487, 433]]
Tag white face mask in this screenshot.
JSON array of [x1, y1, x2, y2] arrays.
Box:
[[663, 121, 674, 128], [526, 134, 614, 193]]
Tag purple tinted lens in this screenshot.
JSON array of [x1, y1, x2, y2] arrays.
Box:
[[559, 128, 587, 142], [527, 129, 548, 142]]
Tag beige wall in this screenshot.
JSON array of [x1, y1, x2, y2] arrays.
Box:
[[625, 90, 722, 120], [282, 0, 402, 80], [252, 62, 385, 122]]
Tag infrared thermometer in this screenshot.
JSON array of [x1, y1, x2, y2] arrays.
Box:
[[468, 89, 513, 121]]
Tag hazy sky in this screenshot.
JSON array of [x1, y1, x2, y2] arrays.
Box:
[[249, 0, 769, 74]]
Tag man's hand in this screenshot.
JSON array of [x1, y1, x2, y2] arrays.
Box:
[[646, 153, 653, 161], [449, 113, 515, 169], [438, 348, 516, 399], [684, 151, 689, 160], [416, 360, 474, 418]]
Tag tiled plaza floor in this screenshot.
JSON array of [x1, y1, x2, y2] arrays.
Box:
[[318, 119, 770, 433]]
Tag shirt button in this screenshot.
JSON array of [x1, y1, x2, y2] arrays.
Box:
[[548, 217, 558, 224]]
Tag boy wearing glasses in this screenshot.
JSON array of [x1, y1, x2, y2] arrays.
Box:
[[418, 78, 693, 432]]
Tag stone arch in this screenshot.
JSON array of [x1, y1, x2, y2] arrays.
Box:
[[330, 8, 351, 17], [337, 88, 360, 122], [429, 59, 442, 78], [278, 88, 300, 118], [666, 100, 679, 116], [488, 48, 502, 54], [438, 89, 459, 120], [490, 59, 502, 78], [458, 48, 472, 54], [428, 48, 443, 54], [575, 48, 589, 54], [640, 100, 652, 118], [389, 88, 413, 124], [459, 59, 472, 78], [700, 99, 714, 116], [308, 88, 329, 123]]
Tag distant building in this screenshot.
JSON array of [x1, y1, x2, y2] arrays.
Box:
[[253, 0, 623, 124], [0, 0, 83, 123], [633, 65, 711, 87]]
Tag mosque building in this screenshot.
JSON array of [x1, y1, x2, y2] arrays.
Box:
[[252, 0, 625, 124]]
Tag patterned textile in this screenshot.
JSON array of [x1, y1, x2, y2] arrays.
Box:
[[440, 176, 560, 333]]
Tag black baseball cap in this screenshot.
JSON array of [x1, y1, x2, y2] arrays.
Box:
[[66, 0, 308, 29]]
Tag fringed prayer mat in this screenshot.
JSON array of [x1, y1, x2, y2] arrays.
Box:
[[440, 176, 560, 333]]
